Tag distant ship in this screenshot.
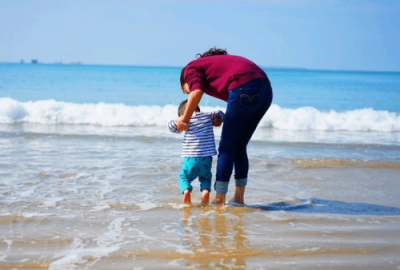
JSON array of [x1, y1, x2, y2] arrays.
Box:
[[31, 59, 38, 64]]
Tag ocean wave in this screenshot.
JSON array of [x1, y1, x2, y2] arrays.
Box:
[[1, 98, 399, 132], [261, 105, 400, 132]]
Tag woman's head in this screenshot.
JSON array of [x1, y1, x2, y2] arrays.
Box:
[[180, 47, 228, 89], [178, 99, 200, 116]]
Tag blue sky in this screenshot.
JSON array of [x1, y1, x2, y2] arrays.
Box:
[[1, 0, 399, 71]]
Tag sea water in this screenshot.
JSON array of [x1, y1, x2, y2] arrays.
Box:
[[1, 63, 400, 269]]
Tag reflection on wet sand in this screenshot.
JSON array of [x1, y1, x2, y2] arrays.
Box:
[[128, 203, 390, 269], [176, 206, 255, 269]]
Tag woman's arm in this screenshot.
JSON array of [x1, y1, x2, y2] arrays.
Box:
[[175, 89, 204, 131]]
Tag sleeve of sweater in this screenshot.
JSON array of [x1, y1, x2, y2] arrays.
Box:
[[168, 120, 182, 134], [184, 65, 204, 91]]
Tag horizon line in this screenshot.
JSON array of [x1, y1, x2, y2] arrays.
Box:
[[0, 60, 399, 74]]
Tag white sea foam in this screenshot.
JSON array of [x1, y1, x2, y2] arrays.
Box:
[[0, 98, 399, 132], [50, 218, 126, 270], [261, 105, 400, 132]]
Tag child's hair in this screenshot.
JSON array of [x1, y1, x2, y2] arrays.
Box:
[[178, 100, 200, 116], [180, 47, 228, 88]]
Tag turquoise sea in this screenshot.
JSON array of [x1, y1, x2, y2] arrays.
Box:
[[0, 63, 400, 269], [2, 63, 400, 111]]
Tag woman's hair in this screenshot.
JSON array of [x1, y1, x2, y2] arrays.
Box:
[[178, 99, 200, 116], [180, 47, 228, 87], [196, 47, 228, 58], [180, 67, 186, 88]]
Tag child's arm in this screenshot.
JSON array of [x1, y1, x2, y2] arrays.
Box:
[[168, 120, 182, 133], [211, 110, 225, 127]]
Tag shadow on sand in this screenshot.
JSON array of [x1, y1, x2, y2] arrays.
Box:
[[230, 198, 400, 216]]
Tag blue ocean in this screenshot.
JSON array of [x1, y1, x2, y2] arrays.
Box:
[[1, 63, 400, 269], [1, 63, 399, 134]]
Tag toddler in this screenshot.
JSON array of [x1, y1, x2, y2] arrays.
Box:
[[168, 100, 224, 205]]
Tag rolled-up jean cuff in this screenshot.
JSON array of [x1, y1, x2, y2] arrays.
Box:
[[214, 181, 229, 195], [235, 178, 247, 187]]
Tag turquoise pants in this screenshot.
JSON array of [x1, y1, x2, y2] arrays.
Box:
[[179, 157, 212, 194]]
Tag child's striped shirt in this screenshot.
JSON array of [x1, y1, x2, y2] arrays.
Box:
[[168, 111, 225, 157]]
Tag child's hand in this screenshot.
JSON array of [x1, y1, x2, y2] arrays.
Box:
[[212, 115, 222, 127], [175, 118, 189, 131]]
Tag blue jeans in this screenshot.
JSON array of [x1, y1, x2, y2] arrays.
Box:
[[179, 157, 213, 194], [215, 78, 273, 195]]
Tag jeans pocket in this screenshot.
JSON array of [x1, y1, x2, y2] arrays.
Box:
[[240, 93, 261, 109]]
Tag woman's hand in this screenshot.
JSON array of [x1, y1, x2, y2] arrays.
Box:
[[175, 118, 189, 131]]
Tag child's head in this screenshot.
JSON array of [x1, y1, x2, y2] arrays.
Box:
[[178, 100, 200, 116]]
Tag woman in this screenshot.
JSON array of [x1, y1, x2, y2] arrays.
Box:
[[175, 48, 273, 205]]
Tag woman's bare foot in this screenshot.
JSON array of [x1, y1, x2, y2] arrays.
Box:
[[201, 190, 210, 206], [228, 186, 245, 204], [183, 190, 191, 205], [212, 192, 226, 205]]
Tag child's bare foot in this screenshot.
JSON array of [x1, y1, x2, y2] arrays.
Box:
[[228, 186, 245, 204], [183, 190, 191, 205], [212, 192, 226, 205], [201, 190, 210, 206]]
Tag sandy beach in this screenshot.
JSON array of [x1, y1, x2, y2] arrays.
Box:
[[1, 127, 399, 269]]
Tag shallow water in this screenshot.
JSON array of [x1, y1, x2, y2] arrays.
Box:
[[1, 124, 399, 269]]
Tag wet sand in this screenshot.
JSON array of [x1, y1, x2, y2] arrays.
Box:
[[1, 203, 399, 269], [1, 128, 400, 269]]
